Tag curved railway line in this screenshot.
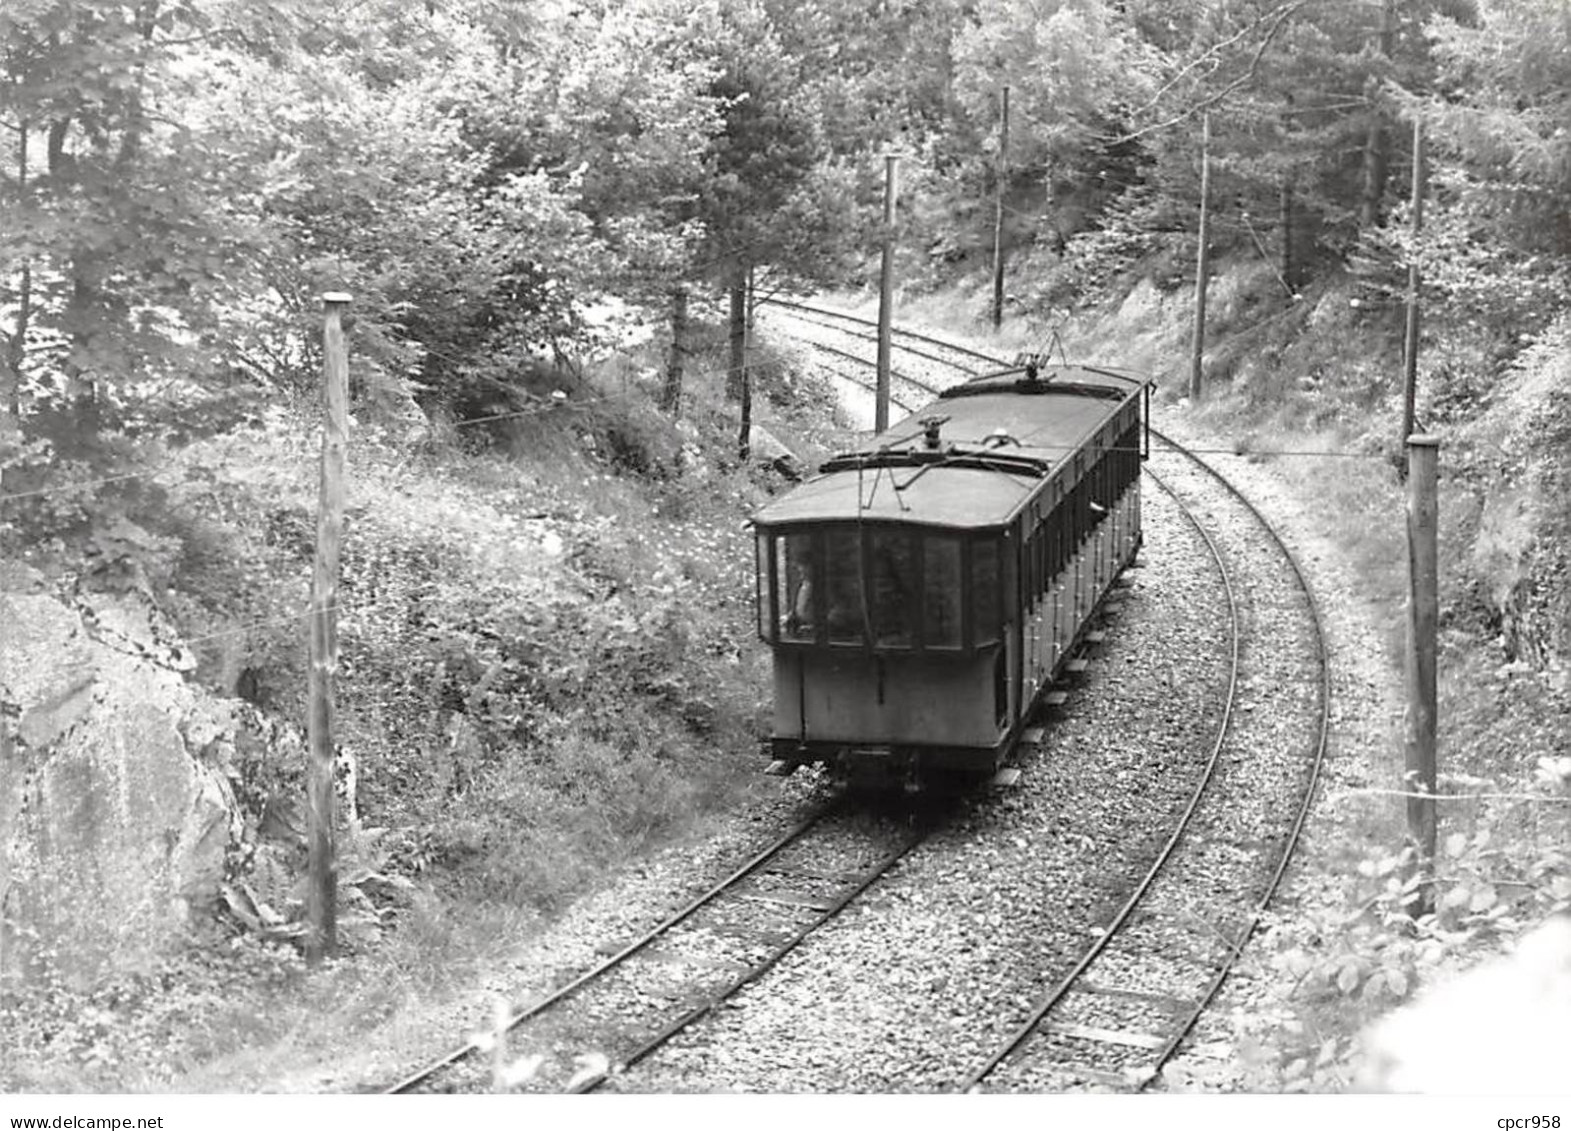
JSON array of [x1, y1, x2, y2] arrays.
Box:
[[950, 461, 1245, 1090], [766, 298, 1331, 1092], [375, 298, 1333, 1094], [958, 445, 1331, 1090], [764, 297, 992, 380]]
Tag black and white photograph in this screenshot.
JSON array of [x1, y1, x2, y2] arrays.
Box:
[[1, 0, 1568, 1113]]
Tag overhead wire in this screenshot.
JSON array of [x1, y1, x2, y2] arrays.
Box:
[[0, 463, 182, 503], [766, 317, 1401, 465], [4, 271, 1405, 515], [0, 346, 792, 505]]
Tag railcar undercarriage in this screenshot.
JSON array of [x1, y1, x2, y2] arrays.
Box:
[[765, 737, 1011, 791]]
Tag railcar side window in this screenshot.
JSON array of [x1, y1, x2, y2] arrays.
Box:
[[1073, 478, 1087, 545], [1046, 516, 1060, 588], [1102, 454, 1112, 521], [1088, 474, 1097, 536], [1001, 529, 1017, 620], [1027, 527, 1042, 609], [924, 535, 962, 649], [973, 538, 1001, 646], [757, 532, 770, 641], [776, 531, 816, 643], [869, 529, 916, 646], [824, 528, 864, 644], [1120, 423, 1140, 497]]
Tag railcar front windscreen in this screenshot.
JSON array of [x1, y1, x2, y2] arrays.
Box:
[[923, 535, 962, 649], [756, 525, 1008, 652]]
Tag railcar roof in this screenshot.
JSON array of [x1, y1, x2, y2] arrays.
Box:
[[753, 365, 1145, 530]]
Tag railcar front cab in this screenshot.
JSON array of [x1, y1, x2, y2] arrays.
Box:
[[754, 520, 1015, 788]]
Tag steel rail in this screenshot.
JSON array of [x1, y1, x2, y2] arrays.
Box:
[[380, 304, 974, 1095], [1134, 428, 1334, 1078], [769, 334, 923, 420], [381, 798, 843, 1093], [771, 308, 1334, 1093], [572, 817, 935, 1093], [765, 297, 1156, 391], [762, 297, 988, 377], [787, 336, 944, 403], [957, 432, 1334, 1091], [953, 462, 1243, 1090]]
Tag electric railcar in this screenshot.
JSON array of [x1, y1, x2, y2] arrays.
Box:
[[751, 359, 1151, 789]]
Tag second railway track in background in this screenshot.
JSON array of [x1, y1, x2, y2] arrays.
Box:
[[758, 296, 998, 418], [762, 297, 996, 380], [770, 300, 1332, 1092]]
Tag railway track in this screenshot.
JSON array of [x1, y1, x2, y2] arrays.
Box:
[[956, 439, 1330, 1090], [376, 299, 1331, 1094], [381, 797, 938, 1094], [761, 297, 995, 383], [768, 300, 1332, 1092], [756, 297, 993, 427]]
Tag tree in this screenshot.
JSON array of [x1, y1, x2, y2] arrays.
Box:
[[692, 2, 859, 411], [1113, 0, 1467, 289], [1410, 0, 1571, 333], [447, 0, 723, 415], [954, 0, 1157, 173], [949, 0, 1158, 261], [0, 0, 617, 449], [197, 18, 599, 413], [0, 0, 271, 456], [762, 0, 968, 156]]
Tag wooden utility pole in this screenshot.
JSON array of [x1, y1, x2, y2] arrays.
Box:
[[990, 85, 1011, 330], [1359, 0, 1397, 229], [739, 268, 754, 460], [662, 285, 687, 415], [875, 152, 899, 433], [6, 124, 30, 418], [306, 291, 351, 964], [726, 269, 747, 401], [1403, 433, 1440, 919], [1279, 181, 1295, 294], [1189, 113, 1212, 402], [1402, 119, 1425, 444], [1280, 95, 1296, 293]]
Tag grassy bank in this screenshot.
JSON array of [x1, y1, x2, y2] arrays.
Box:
[[0, 321, 841, 1091]]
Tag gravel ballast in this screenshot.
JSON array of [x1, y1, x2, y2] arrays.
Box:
[[307, 309, 1402, 1096]]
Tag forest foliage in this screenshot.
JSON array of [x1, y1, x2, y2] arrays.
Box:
[[4, 0, 1571, 468]]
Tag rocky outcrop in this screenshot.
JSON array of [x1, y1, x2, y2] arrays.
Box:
[[0, 564, 243, 986]]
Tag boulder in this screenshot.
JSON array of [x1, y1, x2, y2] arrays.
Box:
[[0, 569, 242, 986]]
